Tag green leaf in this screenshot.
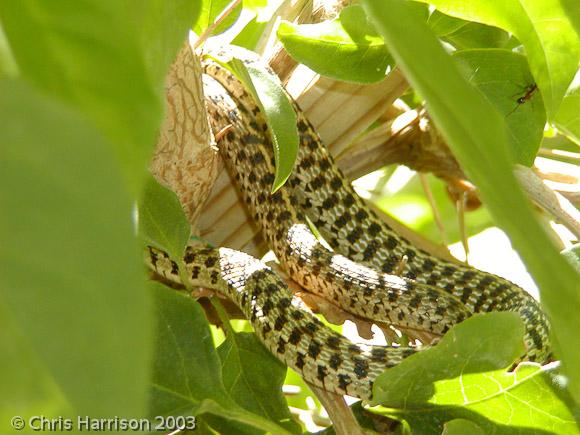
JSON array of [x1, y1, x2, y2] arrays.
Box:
[[138, 175, 191, 260], [561, 244, 580, 273], [444, 22, 512, 50], [193, 0, 243, 36], [277, 5, 394, 83], [0, 22, 17, 78], [0, 79, 152, 418], [541, 134, 580, 155], [149, 284, 231, 414], [427, 10, 512, 49], [554, 73, 580, 145], [374, 364, 579, 434], [232, 16, 270, 50], [230, 0, 286, 51], [209, 48, 299, 192], [413, 0, 580, 119], [217, 332, 301, 433], [427, 10, 468, 36], [149, 283, 293, 434], [0, 0, 196, 191], [362, 0, 580, 403], [442, 419, 485, 435], [369, 314, 578, 434], [453, 49, 546, 165], [561, 0, 580, 41], [139, 0, 203, 87], [0, 300, 70, 430], [371, 313, 526, 405]]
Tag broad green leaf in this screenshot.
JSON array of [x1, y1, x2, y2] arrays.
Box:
[[443, 22, 513, 50], [371, 313, 526, 405], [369, 314, 578, 434], [0, 0, 196, 191], [217, 332, 300, 433], [554, 71, 580, 145], [149, 284, 231, 415], [427, 10, 512, 49], [193, 0, 243, 36], [542, 134, 580, 155], [561, 244, 580, 273], [0, 300, 69, 432], [242, 60, 299, 191], [413, 0, 580, 119], [232, 16, 270, 50], [0, 22, 16, 78], [442, 419, 485, 435], [208, 47, 299, 192], [138, 175, 191, 260], [230, 0, 285, 51], [277, 5, 394, 83], [148, 283, 292, 435], [0, 79, 152, 418], [139, 0, 203, 87], [427, 10, 467, 36], [362, 0, 580, 403], [561, 0, 580, 41], [453, 49, 546, 165], [373, 364, 578, 434]]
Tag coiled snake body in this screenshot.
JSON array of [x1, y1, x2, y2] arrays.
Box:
[[146, 52, 551, 400]]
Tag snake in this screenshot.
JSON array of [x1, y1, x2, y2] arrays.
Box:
[[145, 48, 551, 400]]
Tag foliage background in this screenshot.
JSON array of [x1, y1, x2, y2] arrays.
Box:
[[0, 0, 579, 433]]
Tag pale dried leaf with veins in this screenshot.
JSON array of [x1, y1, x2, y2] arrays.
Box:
[[150, 41, 220, 233]]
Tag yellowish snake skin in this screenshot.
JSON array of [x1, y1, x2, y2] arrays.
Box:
[[146, 50, 551, 400]]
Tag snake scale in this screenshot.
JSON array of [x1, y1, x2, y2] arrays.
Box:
[[146, 49, 551, 400]]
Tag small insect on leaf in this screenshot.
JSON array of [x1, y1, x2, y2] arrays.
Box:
[[506, 83, 538, 116]]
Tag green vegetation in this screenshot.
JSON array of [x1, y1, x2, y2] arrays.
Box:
[[1, 1, 578, 433]]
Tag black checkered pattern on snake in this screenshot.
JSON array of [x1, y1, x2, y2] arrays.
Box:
[[146, 54, 551, 400]]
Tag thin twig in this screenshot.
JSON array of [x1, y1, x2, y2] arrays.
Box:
[[456, 192, 469, 264], [419, 173, 448, 245], [308, 383, 364, 435]]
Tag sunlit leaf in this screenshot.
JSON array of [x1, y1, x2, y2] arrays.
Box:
[[0, 0, 196, 190], [0, 79, 152, 419], [370, 314, 578, 434], [453, 49, 546, 165], [561, 244, 580, 273], [138, 175, 191, 260], [371, 313, 526, 405], [217, 332, 301, 433], [193, 0, 243, 37], [277, 5, 394, 83], [554, 71, 580, 145], [442, 419, 485, 435], [149, 283, 293, 434], [362, 0, 580, 403], [413, 0, 580, 119]]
